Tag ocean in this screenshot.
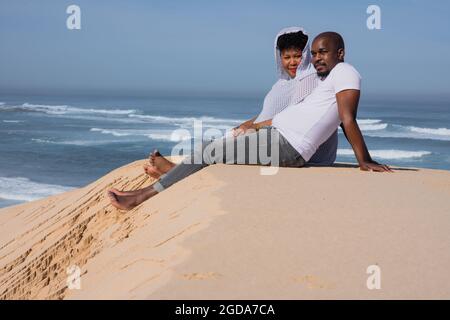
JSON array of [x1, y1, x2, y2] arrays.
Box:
[[1, 93, 449, 209]]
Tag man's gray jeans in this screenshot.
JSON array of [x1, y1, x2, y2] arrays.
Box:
[[153, 126, 305, 192]]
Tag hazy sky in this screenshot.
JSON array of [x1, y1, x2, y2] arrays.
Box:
[[1, 0, 449, 96]]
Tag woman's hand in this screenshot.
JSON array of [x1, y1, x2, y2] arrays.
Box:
[[232, 119, 272, 137], [232, 122, 255, 137]]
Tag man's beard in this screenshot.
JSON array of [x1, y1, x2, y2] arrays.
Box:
[[316, 70, 330, 78]]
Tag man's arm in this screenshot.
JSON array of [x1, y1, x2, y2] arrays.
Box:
[[337, 89, 392, 172]]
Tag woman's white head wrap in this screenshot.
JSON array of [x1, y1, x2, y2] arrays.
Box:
[[255, 27, 318, 122]]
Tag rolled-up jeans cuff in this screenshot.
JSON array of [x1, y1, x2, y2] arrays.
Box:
[[153, 181, 165, 193]]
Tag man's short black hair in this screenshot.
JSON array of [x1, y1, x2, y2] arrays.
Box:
[[276, 31, 308, 53], [313, 32, 345, 51]]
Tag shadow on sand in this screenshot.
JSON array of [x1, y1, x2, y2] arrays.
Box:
[[305, 162, 419, 172]]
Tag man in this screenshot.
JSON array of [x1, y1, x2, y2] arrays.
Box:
[[108, 32, 391, 211], [144, 27, 337, 180]]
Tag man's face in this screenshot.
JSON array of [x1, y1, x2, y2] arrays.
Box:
[[280, 48, 302, 78], [311, 38, 343, 77]]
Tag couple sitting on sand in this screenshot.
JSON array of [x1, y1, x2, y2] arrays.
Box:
[[108, 29, 392, 211]]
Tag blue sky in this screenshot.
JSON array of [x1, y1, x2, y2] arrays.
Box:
[[1, 0, 449, 97]]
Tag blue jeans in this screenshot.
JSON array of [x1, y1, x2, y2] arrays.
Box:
[[153, 126, 305, 192]]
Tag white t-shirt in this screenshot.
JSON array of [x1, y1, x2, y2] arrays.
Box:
[[272, 62, 361, 161]]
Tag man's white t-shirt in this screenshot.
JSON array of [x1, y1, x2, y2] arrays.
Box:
[[272, 62, 361, 161]]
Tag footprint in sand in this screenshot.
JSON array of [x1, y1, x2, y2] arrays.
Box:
[[293, 275, 335, 289], [181, 272, 222, 280]]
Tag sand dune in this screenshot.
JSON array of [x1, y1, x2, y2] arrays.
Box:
[[0, 160, 449, 299]]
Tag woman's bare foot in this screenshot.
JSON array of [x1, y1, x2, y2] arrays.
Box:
[[143, 163, 163, 179], [143, 149, 176, 178], [150, 149, 176, 173]]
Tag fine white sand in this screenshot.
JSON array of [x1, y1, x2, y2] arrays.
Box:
[[0, 159, 449, 299]]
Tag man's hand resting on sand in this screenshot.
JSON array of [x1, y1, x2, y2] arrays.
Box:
[[359, 160, 393, 172]]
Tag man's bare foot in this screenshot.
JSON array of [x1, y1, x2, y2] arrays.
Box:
[[143, 149, 176, 178], [109, 187, 143, 197], [108, 189, 139, 210], [107, 187, 158, 211]]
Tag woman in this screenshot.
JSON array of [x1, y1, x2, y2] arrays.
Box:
[[143, 27, 338, 179]]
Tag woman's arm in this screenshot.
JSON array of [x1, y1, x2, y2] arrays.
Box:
[[252, 119, 273, 130], [232, 116, 257, 136], [237, 116, 257, 129], [234, 119, 273, 136]]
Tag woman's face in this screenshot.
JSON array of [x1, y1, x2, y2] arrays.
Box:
[[280, 48, 302, 78]]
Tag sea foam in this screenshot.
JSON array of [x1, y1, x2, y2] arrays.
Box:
[[1, 103, 136, 115], [337, 149, 432, 160], [0, 177, 73, 202]]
